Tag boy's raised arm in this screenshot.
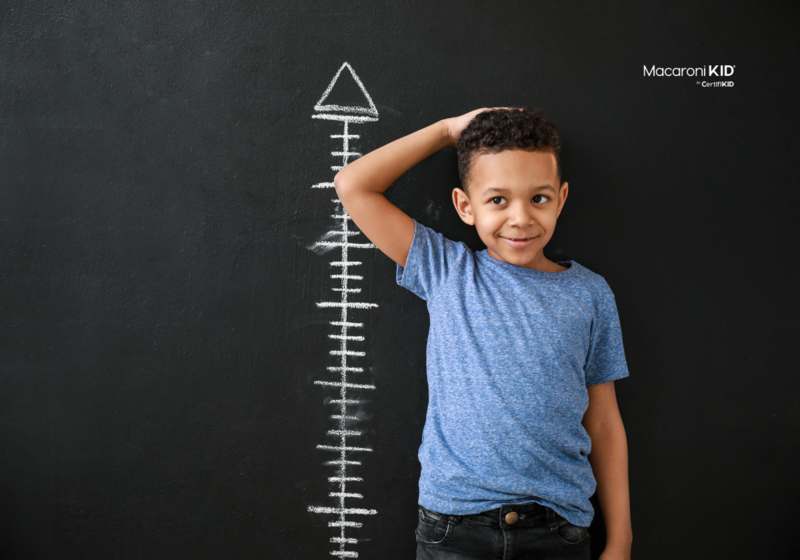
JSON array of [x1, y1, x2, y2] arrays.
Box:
[[334, 109, 489, 268]]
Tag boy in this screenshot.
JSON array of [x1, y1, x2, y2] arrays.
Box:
[[334, 107, 632, 560]]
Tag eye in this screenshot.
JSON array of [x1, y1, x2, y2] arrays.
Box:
[[490, 196, 507, 205], [532, 194, 550, 204]]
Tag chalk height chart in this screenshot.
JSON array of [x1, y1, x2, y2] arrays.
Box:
[[306, 63, 379, 558]]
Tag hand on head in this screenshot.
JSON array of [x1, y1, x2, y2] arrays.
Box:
[[444, 107, 521, 146]]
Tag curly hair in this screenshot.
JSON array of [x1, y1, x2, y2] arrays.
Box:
[[457, 107, 563, 195]]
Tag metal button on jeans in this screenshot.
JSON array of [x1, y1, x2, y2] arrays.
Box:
[[505, 511, 519, 524]]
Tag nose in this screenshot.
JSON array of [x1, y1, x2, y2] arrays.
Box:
[[507, 200, 535, 228]]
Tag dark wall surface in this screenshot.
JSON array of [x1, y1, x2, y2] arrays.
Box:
[[2, 1, 798, 558]]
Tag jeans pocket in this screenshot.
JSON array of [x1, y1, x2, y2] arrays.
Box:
[[553, 514, 590, 547], [416, 508, 452, 545]]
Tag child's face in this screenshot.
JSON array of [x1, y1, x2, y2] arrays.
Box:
[[452, 149, 569, 271]]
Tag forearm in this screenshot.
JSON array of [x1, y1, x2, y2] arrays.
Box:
[[588, 418, 632, 555], [334, 119, 452, 195]]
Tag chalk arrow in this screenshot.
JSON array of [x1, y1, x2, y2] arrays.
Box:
[[315, 62, 379, 118]]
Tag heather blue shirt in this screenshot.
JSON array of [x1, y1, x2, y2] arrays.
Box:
[[396, 219, 630, 527]]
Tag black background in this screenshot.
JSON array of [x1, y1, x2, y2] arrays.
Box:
[[2, 1, 798, 558]]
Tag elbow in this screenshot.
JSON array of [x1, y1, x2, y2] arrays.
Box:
[[333, 168, 350, 196]]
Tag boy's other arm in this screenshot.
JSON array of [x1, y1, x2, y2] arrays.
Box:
[[333, 109, 491, 268], [583, 381, 633, 560]]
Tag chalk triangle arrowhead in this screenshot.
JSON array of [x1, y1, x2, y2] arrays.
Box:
[[315, 62, 379, 117]]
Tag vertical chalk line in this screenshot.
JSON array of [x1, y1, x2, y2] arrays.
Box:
[[308, 63, 380, 559]]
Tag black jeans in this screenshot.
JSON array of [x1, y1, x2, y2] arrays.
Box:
[[415, 501, 591, 560]]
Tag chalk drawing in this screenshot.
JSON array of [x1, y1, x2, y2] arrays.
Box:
[[307, 62, 379, 559]]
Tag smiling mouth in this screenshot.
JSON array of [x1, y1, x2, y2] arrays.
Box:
[[501, 235, 538, 248]]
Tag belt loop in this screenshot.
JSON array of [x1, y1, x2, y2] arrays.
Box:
[[546, 507, 559, 531]]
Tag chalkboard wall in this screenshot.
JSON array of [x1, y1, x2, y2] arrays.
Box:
[[2, 1, 798, 558]]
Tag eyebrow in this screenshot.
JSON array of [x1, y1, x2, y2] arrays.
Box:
[[482, 185, 556, 196]]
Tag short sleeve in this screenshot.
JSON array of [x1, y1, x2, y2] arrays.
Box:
[[584, 281, 630, 387], [396, 219, 465, 302]]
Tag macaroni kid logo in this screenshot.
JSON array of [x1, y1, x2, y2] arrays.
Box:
[[644, 65, 736, 88]]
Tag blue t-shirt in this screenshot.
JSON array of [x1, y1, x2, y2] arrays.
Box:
[[396, 219, 630, 527]]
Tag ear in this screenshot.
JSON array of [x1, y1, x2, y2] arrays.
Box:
[[452, 188, 475, 225], [556, 181, 569, 218]]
